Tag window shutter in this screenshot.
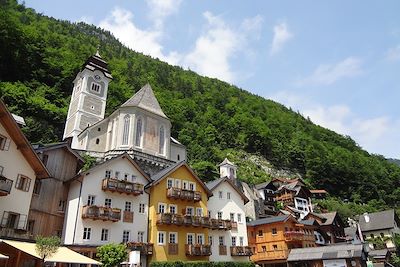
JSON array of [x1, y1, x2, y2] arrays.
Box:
[[4, 139, 10, 151], [15, 175, 21, 189], [25, 178, 31, 192], [1, 212, 9, 227]]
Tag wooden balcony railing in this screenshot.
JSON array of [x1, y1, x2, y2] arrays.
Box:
[[166, 187, 202, 202], [126, 242, 153, 255], [185, 244, 211, 256], [168, 243, 178, 255], [102, 178, 144, 195], [251, 249, 289, 262], [230, 246, 253, 256], [219, 245, 227, 255], [159, 213, 213, 228], [284, 231, 305, 241], [0, 175, 13, 196], [210, 219, 232, 230], [82, 205, 121, 222]]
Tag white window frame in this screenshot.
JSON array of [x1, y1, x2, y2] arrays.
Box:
[[186, 206, 194, 216], [122, 115, 130, 146], [237, 213, 242, 223], [231, 236, 236, 246], [101, 228, 109, 241], [197, 233, 205, 245], [217, 211, 223, 220], [158, 203, 166, 214], [125, 201, 132, 212], [139, 203, 145, 214], [87, 195, 95, 206], [138, 231, 145, 242], [182, 181, 188, 190], [219, 236, 224, 246], [174, 179, 181, 188], [83, 227, 91, 240], [187, 233, 195, 245], [122, 230, 130, 243], [230, 213, 235, 221], [105, 170, 112, 179], [196, 207, 203, 217], [90, 82, 101, 94], [105, 198, 112, 208], [169, 232, 178, 244], [239, 236, 244, 246], [158, 231, 166, 245], [189, 182, 195, 191], [218, 191, 223, 199], [167, 178, 174, 188], [227, 192, 231, 199], [209, 236, 213, 245], [169, 204, 177, 214]]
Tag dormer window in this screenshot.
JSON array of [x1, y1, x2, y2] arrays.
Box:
[[90, 82, 101, 94]]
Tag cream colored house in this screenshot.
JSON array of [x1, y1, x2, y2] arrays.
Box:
[[0, 100, 50, 239]]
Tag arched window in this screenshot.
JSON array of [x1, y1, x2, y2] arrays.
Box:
[[122, 115, 130, 145], [135, 117, 143, 147], [159, 125, 165, 155]]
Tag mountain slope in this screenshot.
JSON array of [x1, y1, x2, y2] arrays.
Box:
[[1, 0, 400, 207]]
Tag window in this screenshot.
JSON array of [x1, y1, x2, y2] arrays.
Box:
[[83, 227, 91, 240], [186, 207, 194, 216], [158, 203, 166, 214], [105, 198, 112, 208], [131, 174, 137, 182], [209, 236, 213, 245], [42, 154, 49, 166], [231, 236, 236, 246], [158, 231, 166, 245], [0, 135, 10, 151], [139, 203, 145, 214], [122, 115, 130, 145], [95, 138, 100, 145], [262, 246, 266, 252], [27, 220, 35, 233], [258, 230, 263, 236], [219, 191, 223, 199], [123, 230, 130, 243], [174, 179, 181, 188], [227, 192, 231, 199], [105, 170, 112, 179], [138, 231, 145, 242], [169, 204, 177, 214], [197, 234, 204, 245], [101, 229, 109, 241], [272, 228, 277, 235], [33, 180, 41, 195], [187, 233, 194, 245], [237, 213, 242, 223], [217, 212, 222, 220], [189, 182, 195, 191], [15, 175, 31, 192], [273, 244, 278, 250], [196, 208, 203, 217], [230, 213, 235, 221], [169, 232, 177, 244], [219, 236, 224, 246], [58, 200, 66, 212], [90, 82, 100, 93], [167, 178, 173, 188], [87, 195, 95, 206], [135, 117, 143, 147], [229, 168, 235, 178], [239, 237, 244, 246], [159, 125, 165, 155], [177, 154, 180, 161], [208, 210, 211, 218], [125, 202, 132, 212], [182, 181, 188, 190]]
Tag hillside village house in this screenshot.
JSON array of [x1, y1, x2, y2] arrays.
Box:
[[146, 161, 213, 262], [63, 153, 152, 267], [0, 100, 50, 240], [206, 159, 252, 261], [303, 211, 346, 245]]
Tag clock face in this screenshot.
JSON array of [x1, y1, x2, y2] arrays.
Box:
[[94, 74, 101, 81]]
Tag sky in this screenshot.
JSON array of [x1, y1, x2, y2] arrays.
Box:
[[23, 0, 400, 158]]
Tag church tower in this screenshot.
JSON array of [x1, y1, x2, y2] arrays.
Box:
[[219, 158, 237, 180], [63, 51, 112, 149]]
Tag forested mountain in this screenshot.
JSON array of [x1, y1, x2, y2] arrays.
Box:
[[1, 0, 400, 211]]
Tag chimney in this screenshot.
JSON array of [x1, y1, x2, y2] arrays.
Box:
[[363, 212, 370, 223]]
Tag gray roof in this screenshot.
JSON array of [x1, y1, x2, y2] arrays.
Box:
[[206, 177, 249, 204], [255, 181, 270, 190], [121, 84, 168, 118], [287, 243, 364, 262], [344, 227, 357, 237], [300, 219, 319, 226], [150, 161, 185, 183], [369, 249, 389, 258], [247, 215, 291, 226], [219, 158, 236, 167], [359, 209, 397, 232], [319, 212, 337, 225], [205, 178, 224, 191]]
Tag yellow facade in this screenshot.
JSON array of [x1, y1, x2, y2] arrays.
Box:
[[148, 163, 211, 262]]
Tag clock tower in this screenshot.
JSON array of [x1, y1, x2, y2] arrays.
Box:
[[63, 50, 113, 149]]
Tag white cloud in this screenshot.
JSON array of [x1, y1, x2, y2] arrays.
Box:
[[270, 22, 293, 55], [385, 45, 400, 61], [270, 91, 399, 158], [296, 57, 363, 86], [146, 0, 182, 29]]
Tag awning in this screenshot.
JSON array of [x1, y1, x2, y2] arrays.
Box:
[[0, 253, 9, 259], [1, 239, 101, 265]]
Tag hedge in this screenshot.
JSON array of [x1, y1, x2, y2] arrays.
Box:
[[150, 261, 255, 267]]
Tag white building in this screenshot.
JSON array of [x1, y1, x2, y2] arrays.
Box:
[[0, 100, 50, 239], [63, 153, 153, 266], [206, 159, 251, 262]]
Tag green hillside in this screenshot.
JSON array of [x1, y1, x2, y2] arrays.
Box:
[[1, 0, 400, 209]]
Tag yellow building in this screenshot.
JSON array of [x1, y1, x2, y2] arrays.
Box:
[[147, 161, 213, 263]]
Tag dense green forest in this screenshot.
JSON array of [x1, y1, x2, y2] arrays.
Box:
[[1, 0, 400, 213]]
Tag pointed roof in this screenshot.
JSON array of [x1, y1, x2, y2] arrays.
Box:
[[121, 84, 168, 118], [82, 51, 112, 79], [206, 177, 249, 204], [219, 158, 236, 167]]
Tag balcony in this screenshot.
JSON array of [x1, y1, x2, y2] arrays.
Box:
[[158, 214, 213, 228], [219, 245, 227, 255], [102, 178, 144, 195], [284, 231, 305, 242], [126, 242, 153, 255], [168, 243, 178, 255], [251, 249, 289, 262], [166, 187, 201, 202], [230, 246, 253, 256], [0, 175, 13, 196], [210, 219, 232, 230], [185, 244, 211, 256], [82, 205, 121, 222]]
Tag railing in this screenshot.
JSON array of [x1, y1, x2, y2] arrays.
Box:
[[168, 243, 178, 255], [210, 219, 232, 230], [219, 245, 227, 255], [185, 244, 211, 256], [82, 205, 121, 222], [251, 249, 289, 262], [166, 187, 202, 202], [158, 213, 213, 228], [230, 246, 253, 256], [126, 242, 153, 255], [0, 176, 13, 196], [102, 178, 144, 195], [284, 231, 305, 241]]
